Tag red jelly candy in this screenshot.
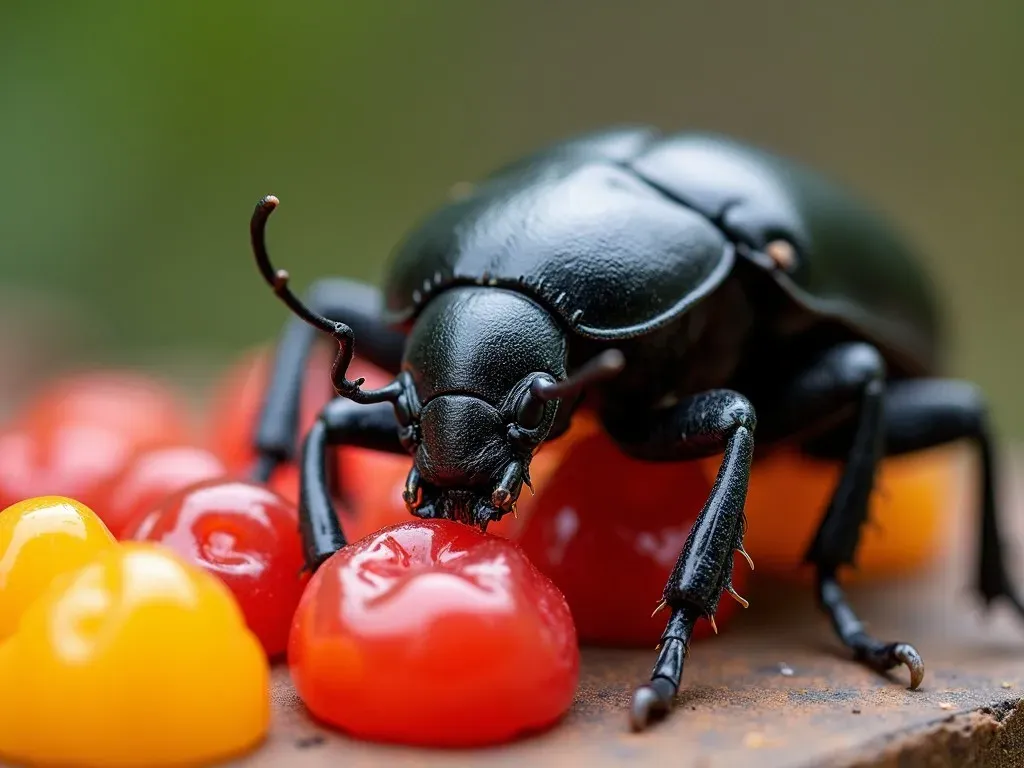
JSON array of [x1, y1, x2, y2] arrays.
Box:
[[0, 372, 193, 513], [22, 371, 194, 450], [124, 479, 306, 658], [102, 445, 227, 538], [288, 520, 579, 747]]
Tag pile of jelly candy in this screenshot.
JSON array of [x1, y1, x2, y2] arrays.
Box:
[[0, 344, 952, 764], [0, 348, 580, 763]]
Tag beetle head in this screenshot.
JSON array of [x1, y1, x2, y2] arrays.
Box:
[[249, 196, 622, 529], [395, 287, 623, 527]]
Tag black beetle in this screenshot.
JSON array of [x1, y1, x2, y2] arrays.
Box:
[[248, 127, 1019, 731]]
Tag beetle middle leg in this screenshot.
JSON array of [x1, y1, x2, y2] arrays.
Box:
[[605, 390, 755, 730], [298, 397, 407, 571], [253, 277, 406, 483]]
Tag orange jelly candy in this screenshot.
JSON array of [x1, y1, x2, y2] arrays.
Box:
[[735, 445, 957, 580]]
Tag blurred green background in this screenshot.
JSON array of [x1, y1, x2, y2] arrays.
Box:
[[1, 2, 1022, 432]]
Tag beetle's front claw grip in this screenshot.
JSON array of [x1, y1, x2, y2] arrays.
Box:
[[629, 677, 677, 731], [857, 641, 925, 690], [629, 606, 699, 730]]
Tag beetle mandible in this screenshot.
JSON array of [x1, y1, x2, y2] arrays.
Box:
[[248, 127, 1019, 731]]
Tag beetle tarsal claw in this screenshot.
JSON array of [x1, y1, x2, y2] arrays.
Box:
[[629, 682, 671, 731], [891, 643, 925, 690], [856, 640, 925, 690], [725, 584, 749, 608], [708, 615, 718, 634]]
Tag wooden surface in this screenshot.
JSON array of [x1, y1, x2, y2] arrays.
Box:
[[236, 454, 1024, 768]]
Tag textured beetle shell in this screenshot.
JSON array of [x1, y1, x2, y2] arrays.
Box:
[[385, 159, 732, 340], [383, 127, 941, 373]]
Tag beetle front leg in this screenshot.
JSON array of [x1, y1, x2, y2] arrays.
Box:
[[299, 397, 408, 571], [254, 278, 407, 482], [606, 390, 755, 730]]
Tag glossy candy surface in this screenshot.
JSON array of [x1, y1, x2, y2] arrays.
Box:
[[288, 520, 579, 747], [102, 445, 227, 538], [0, 543, 269, 767], [125, 479, 306, 657], [0, 496, 117, 641]]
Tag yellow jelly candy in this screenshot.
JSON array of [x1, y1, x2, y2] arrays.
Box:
[[0, 496, 117, 641], [0, 543, 269, 767], [712, 445, 957, 581]]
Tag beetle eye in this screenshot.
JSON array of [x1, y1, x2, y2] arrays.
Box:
[[515, 389, 546, 431]]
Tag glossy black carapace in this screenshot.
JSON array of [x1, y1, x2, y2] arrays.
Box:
[[248, 127, 1016, 731]]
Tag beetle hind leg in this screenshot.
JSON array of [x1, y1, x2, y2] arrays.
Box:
[[808, 376, 1024, 622], [814, 577, 925, 687], [753, 342, 926, 688]]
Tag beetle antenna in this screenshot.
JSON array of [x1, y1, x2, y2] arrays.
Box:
[[252, 196, 337, 337], [250, 195, 401, 404], [531, 349, 625, 402]]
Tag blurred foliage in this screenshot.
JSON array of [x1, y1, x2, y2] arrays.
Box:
[[1, 1, 1022, 431]]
